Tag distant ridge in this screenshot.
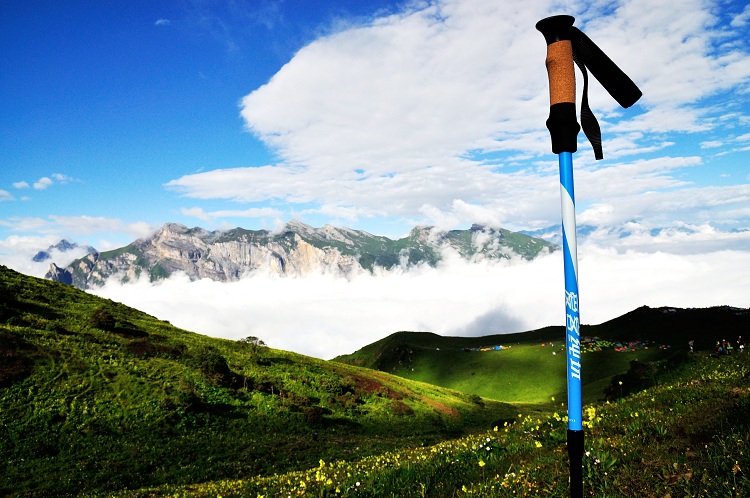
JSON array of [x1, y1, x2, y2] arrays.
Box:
[[45, 221, 557, 289], [334, 305, 750, 402], [337, 305, 750, 368]]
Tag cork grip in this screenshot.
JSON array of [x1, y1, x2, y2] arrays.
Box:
[[546, 40, 576, 105], [537, 15, 580, 154]]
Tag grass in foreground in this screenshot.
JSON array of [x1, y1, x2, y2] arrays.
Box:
[[104, 351, 750, 497], [0, 266, 515, 496]]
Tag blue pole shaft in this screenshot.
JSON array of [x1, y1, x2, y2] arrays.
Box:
[[559, 151, 584, 498], [559, 152, 582, 428]]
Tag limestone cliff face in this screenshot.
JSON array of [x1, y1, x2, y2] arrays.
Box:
[[46, 220, 557, 289]]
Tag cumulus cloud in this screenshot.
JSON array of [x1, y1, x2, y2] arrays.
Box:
[[46, 216, 154, 239], [0, 215, 162, 277], [730, 4, 750, 27], [51, 173, 73, 183], [22, 173, 77, 191], [581, 221, 750, 254], [162, 0, 750, 240], [92, 243, 750, 359], [0, 235, 93, 278], [180, 206, 284, 225], [33, 177, 54, 190]]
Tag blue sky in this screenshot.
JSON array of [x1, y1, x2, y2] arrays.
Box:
[[1, 0, 750, 357], [1, 0, 401, 243]]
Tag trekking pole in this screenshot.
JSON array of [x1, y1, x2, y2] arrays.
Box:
[[535, 14, 642, 498]]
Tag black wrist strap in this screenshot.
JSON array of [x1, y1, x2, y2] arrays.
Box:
[[569, 27, 642, 160], [572, 47, 603, 160]]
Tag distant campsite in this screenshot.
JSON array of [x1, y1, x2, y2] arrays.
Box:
[[463, 338, 671, 354]]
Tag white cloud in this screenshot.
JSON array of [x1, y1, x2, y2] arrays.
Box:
[[240, 0, 551, 166], [168, 152, 748, 238], [730, 4, 750, 27], [0, 216, 156, 250], [155, 18, 171, 26], [51, 173, 73, 183], [240, 0, 750, 159], [0, 235, 92, 278], [33, 177, 54, 190], [92, 243, 750, 359], [581, 221, 750, 254], [0, 190, 13, 202], [584, 0, 750, 109], [160, 0, 750, 242], [27, 173, 77, 191], [602, 184, 750, 230], [48, 216, 154, 239], [181, 206, 284, 224]]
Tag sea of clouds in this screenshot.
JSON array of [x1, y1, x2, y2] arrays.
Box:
[[85, 243, 749, 359], [4, 230, 748, 360]]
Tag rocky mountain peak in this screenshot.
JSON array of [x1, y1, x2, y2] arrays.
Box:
[[32, 239, 96, 263], [284, 219, 317, 236]]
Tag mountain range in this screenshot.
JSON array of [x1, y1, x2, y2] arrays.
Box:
[[44, 221, 557, 289]]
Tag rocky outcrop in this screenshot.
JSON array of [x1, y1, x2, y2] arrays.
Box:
[[46, 221, 557, 289], [45, 263, 73, 285]]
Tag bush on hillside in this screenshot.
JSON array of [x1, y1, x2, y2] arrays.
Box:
[[192, 345, 232, 387], [604, 359, 657, 400], [0, 331, 34, 387], [238, 336, 267, 363], [89, 307, 116, 331]]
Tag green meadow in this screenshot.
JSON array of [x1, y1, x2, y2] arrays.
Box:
[[335, 329, 673, 405], [106, 351, 750, 497], [373, 343, 665, 404]]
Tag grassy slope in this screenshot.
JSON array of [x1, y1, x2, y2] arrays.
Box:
[[0, 266, 515, 497], [119, 351, 750, 497], [335, 332, 667, 404], [335, 306, 750, 404], [3, 263, 748, 497]]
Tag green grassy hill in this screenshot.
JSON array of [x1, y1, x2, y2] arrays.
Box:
[[0, 266, 515, 496], [113, 351, 750, 497], [2, 263, 748, 497], [334, 306, 750, 404], [334, 332, 665, 404]]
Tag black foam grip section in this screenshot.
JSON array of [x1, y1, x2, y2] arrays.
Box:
[[536, 15, 575, 45], [546, 102, 580, 154]]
